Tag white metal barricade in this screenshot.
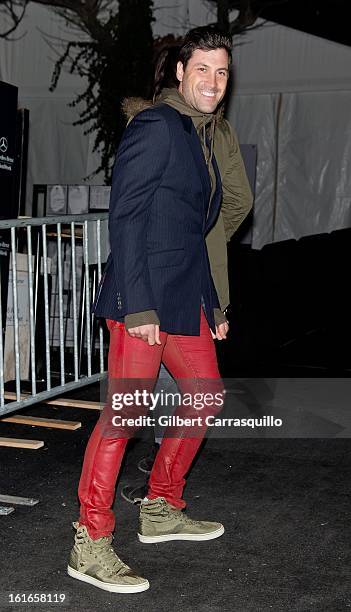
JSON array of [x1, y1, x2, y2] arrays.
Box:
[[0, 213, 109, 418]]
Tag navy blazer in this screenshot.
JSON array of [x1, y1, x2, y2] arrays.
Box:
[[93, 103, 222, 335]]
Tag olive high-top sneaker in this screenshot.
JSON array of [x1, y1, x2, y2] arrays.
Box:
[[68, 522, 149, 593], [138, 497, 224, 543]]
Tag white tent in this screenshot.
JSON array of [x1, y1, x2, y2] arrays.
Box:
[[226, 19, 351, 248], [1, 2, 350, 248]]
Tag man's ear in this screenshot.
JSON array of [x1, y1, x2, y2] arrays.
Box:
[[176, 61, 184, 82]]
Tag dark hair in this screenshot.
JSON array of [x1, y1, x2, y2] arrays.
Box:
[[153, 45, 180, 101], [179, 26, 232, 70]]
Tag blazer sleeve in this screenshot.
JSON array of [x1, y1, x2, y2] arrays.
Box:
[[109, 109, 171, 315]]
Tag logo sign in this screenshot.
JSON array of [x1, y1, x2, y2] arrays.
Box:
[[0, 137, 8, 154]]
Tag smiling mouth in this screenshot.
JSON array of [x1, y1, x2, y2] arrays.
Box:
[[200, 91, 217, 98]]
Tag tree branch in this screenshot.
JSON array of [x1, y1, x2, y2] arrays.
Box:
[[0, 0, 29, 38], [28, 0, 110, 42]]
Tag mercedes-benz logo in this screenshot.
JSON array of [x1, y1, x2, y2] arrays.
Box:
[[0, 137, 8, 154]]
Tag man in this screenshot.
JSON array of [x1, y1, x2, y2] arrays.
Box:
[[68, 27, 234, 594], [120, 44, 253, 503]]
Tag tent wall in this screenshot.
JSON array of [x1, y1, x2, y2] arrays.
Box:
[[275, 91, 351, 243], [228, 90, 351, 249], [20, 97, 104, 199]]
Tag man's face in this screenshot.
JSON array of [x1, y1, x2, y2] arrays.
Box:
[[176, 47, 230, 114]]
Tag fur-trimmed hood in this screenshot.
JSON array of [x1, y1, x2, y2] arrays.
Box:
[[121, 97, 153, 122]]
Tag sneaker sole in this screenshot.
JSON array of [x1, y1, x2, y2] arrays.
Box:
[[137, 525, 224, 543], [67, 565, 150, 593]]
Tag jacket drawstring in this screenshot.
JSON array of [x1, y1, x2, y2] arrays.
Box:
[[209, 119, 215, 166], [200, 117, 216, 167], [202, 122, 207, 163]]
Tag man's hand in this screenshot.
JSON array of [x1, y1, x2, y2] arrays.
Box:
[[211, 321, 229, 341], [127, 323, 161, 346]]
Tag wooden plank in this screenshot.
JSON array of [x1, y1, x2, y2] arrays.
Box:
[[0, 437, 44, 449], [0, 494, 39, 506], [1, 415, 81, 430], [45, 398, 102, 410], [4, 392, 102, 410], [0, 506, 14, 515]]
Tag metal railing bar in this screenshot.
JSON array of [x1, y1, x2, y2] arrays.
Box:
[[56, 223, 65, 386], [10, 227, 21, 401], [0, 213, 108, 230], [42, 224, 51, 390], [0, 372, 106, 418], [26, 226, 36, 396], [71, 222, 79, 382], [83, 221, 92, 377], [96, 219, 104, 373]]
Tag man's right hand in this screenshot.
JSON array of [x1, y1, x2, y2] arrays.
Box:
[[127, 324, 161, 346]]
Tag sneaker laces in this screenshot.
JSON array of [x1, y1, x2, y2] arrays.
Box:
[[141, 499, 199, 524], [93, 539, 130, 576], [140, 499, 170, 517], [74, 524, 130, 576]]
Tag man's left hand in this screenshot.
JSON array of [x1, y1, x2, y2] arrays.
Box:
[[211, 321, 229, 341]]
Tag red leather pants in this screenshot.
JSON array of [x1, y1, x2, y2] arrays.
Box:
[[78, 309, 223, 539]]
